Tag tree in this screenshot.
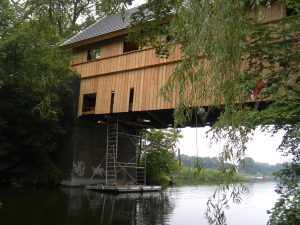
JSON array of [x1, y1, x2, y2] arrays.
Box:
[[8, 0, 104, 37], [267, 126, 300, 225], [0, 0, 98, 186], [100, 0, 299, 223], [144, 129, 182, 185]]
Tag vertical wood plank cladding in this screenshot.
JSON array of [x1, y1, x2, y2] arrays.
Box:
[[123, 72, 129, 112], [152, 67, 158, 110], [99, 76, 106, 114], [78, 60, 221, 115], [147, 68, 153, 110], [78, 78, 98, 116], [140, 70, 147, 111], [78, 60, 217, 116], [143, 68, 149, 110], [127, 71, 133, 111], [114, 74, 120, 112], [74, 5, 285, 117], [108, 75, 113, 113], [132, 71, 138, 111], [134, 70, 141, 111], [78, 82, 84, 116], [245, 3, 285, 22], [111, 74, 115, 113], [149, 67, 158, 110], [151, 68, 157, 110], [159, 65, 166, 109], [164, 65, 170, 110], [71, 5, 283, 74], [112, 72, 117, 113], [144, 69, 151, 111], [164, 65, 172, 109], [158, 65, 165, 109], [170, 64, 177, 108], [72, 47, 181, 78], [149, 67, 155, 110], [71, 48, 86, 65], [108, 74, 114, 113], [101, 39, 123, 58], [119, 73, 128, 112], [156, 66, 162, 110], [95, 77, 103, 114], [116, 73, 124, 112], [122, 72, 129, 112], [130, 71, 135, 110], [102, 75, 110, 114], [114, 74, 122, 112]]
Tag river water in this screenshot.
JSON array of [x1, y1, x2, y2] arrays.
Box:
[[0, 181, 277, 225]]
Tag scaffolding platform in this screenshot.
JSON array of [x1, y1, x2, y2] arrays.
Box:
[[86, 184, 161, 193]]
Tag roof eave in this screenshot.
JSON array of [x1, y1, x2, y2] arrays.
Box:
[[60, 28, 130, 49]]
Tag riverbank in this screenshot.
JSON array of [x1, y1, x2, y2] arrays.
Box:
[[175, 167, 250, 184]]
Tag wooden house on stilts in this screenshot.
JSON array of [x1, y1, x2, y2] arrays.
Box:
[[59, 4, 289, 190]]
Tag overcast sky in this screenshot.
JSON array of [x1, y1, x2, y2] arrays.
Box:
[[179, 127, 287, 165]]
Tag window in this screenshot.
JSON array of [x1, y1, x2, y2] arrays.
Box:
[[128, 88, 134, 112], [123, 41, 139, 53], [82, 93, 96, 113], [87, 48, 101, 61], [286, 7, 297, 16], [110, 91, 115, 113]]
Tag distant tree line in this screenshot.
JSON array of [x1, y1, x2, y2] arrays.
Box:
[[180, 154, 283, 176]]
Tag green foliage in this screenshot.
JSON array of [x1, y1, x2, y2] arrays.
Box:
[[181, 155, 220, 169], [267, 124, 300, 225], [177, 167, 249, 183], [144, 129, 182, 186], [10, 0, 104, 38], [238, 157, 283, 175], [181, 154, 283, 175], [0, 1, 87, 186], [206, 184, 249, 225]]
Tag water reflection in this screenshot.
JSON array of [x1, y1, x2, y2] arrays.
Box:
[[63, 188, 174, 225], [205, 184, 249, 225], [0, 182, 277, 225]]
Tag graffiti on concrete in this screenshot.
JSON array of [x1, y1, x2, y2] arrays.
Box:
[[73, 160, 85, 176], [92, 166, 104, 177]]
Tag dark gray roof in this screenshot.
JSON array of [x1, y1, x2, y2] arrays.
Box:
[[61, 8, 139, 47]]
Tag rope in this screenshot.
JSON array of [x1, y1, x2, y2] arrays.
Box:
[[195, 109, 201, 172]]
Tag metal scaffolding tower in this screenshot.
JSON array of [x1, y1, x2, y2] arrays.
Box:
[[104, 118, 147, 186], [106, 120, 119, 185]]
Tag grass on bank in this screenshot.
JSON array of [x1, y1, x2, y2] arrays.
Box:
[[176, 167, 250, 183]]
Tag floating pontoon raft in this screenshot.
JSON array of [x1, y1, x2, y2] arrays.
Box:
[[86, 184, 161, 193]]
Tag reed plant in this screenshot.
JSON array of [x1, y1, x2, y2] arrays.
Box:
[[176, 167, 250, 183]]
